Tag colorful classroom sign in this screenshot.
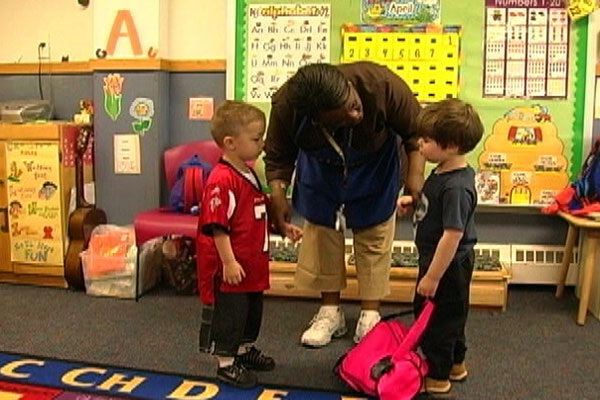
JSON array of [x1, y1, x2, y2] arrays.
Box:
[[477, 105, 569, 205], [341, 24, 461, 103], [6, 142, 64, 265], [483, 0, 570, 99], [361, 0, 441, 24], [246, 3, 331, 102]]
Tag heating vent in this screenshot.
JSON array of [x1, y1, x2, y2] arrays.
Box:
[[511, 245, 578, 265], [270, 236, 577, 285]]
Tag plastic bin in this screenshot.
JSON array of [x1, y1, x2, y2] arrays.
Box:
[[82, 246, 138, 298]]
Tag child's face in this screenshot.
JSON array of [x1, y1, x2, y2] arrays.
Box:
[[231, 120, 265, 161], [418, 137, 457, 164]]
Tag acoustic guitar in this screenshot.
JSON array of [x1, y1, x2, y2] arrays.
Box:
[[64, 125, 107, 290]]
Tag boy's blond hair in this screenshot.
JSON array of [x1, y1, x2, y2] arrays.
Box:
[[415, 98, 484, 154], [210, 100, 265, 146]]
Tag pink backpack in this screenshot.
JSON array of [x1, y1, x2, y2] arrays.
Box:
[[335, 301, 434, 400]]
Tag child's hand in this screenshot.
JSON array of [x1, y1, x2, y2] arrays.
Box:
[[396, 195, 414, 217], [417, 274, 440, 298], [282, 222, 303, 243], [223, 260, 245, 285]]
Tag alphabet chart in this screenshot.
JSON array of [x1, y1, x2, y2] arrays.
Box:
[[341, 24, 461, 103], [483, 0, 570, 99], [246, 4, 331, 103]]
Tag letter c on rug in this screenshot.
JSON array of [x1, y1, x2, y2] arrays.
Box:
[[167, 379, 219, 399], [0, 359, 44, 378]]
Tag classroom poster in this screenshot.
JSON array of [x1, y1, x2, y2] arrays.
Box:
[[483, 0, 569, 98], [6, 142, 64, 265], [246, 3, 331, 102], [361, 0, 441, 24], [340, 24, 461, 103], [477, 105, 569, 205]]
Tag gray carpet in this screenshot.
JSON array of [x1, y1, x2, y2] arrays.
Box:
[[0, 282, 599, 399]]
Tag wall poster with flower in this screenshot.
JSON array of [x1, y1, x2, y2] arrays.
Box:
[[129, 98, 155, 136], [103, 73, 124, 121]]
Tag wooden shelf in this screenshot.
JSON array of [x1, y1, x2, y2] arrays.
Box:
[[267, 261, 511, 311], [476, 203, 544, 215], [0, 59, 227, 75]]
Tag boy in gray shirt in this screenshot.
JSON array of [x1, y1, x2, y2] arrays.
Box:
[[398, 99, 484, 394]]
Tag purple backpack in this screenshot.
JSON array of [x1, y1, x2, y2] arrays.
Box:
[[169, 155, 212, 214], [335, 301, 434, 400]]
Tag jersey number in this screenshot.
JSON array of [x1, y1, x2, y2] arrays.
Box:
[[254, 204, 268, 252]]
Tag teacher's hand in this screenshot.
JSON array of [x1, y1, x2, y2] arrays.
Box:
[[268, 180, 292, 235]]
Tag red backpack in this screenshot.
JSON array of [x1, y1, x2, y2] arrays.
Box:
[[169, 155, 212, 214], [543, 137, 600, 216], [335, 301, 434, 400]]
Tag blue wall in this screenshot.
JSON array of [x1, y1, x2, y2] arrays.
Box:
[[169, 72, 226, 145], [0, 74, 93, 119], [0, 71, 567, 243]]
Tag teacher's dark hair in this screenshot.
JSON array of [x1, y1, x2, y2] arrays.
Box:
[[286, 63, 350, 117]]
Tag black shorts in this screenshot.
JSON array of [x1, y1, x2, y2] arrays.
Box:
[[199, 291, 264, 356]]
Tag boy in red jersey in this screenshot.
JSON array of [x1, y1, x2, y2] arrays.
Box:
[[197, 100, 302, 388]]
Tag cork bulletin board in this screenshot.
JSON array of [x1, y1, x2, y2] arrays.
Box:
[[228, 0, 588, 206]]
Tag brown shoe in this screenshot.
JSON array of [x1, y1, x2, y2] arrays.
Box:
[[425, 377, 451, 394], [449, 362, 468, 381]]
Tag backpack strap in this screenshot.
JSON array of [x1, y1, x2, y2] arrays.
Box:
[[192, 167, 204, 208], [391, 300, 434, 361], [183, 167, 205, 213], [183, 168, 196, 213]]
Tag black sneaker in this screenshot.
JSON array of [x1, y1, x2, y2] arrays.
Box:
[[216, 361, 257, 389], [236, 346, 275, 371]]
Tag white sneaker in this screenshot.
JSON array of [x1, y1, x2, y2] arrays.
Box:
[[300, 306, 347, 347], [353, 310, 381, 343]]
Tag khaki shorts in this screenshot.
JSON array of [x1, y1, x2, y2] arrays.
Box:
[[295, 213, 396, 300]]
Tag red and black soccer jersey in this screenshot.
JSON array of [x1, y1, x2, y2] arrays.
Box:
[[196, 161, 270, 304]]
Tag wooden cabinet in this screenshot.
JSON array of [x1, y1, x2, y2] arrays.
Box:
[[0, 122, 93, 287]]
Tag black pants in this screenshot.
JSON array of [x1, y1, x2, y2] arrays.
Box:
[[413, 250, 474, 380], [199, 291, 264, 356]]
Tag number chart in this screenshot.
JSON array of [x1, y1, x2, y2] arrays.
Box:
[[483, 0, 570, 99], [341, 24, 461, 103]]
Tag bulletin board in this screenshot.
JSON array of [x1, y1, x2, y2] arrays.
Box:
[[228, 0, 589, 206]]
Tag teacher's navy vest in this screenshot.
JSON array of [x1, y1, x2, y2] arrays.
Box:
[[292, 117, 401, 229]]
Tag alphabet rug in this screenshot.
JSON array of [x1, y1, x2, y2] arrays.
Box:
[[0, 351, 371, 400]]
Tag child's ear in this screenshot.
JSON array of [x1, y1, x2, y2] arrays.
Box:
[[222, 135, 235, 150]]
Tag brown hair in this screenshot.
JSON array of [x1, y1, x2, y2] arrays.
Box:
[[210, 100, 266, 146], [415, 99, 484, 154]]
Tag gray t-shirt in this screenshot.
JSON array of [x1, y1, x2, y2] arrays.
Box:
[[414, 166, 477, 257]]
